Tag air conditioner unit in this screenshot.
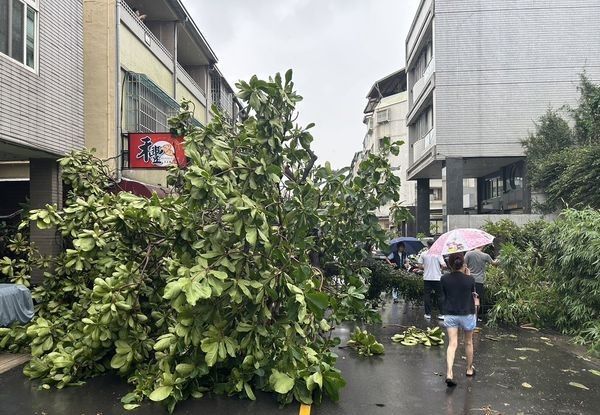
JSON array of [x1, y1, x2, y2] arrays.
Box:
[[377, 109, 390, 123]]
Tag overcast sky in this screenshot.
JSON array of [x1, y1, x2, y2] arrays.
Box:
[[183, 0, 421, 168]]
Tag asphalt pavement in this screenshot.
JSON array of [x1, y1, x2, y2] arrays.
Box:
[[0, 300, 598, 415]]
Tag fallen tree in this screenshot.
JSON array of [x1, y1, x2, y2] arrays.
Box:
[[0, 71, 404, 412]]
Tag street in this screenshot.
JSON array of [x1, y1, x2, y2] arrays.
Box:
[[0, 300, 598, 415]]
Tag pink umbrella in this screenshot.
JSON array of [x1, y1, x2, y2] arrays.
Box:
[[428, 228, 495, 256]]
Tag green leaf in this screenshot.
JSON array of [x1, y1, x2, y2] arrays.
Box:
[[163, 281, 182, 300], [244, 382, 256, 401], [305, 291, 329, 319], [184, 281, 211, 306], [123, 403, 140, 410], [210, 270, 228, 280], [175, 363, 195, 377], [149, 385, 173, 402], [110, 353, 128, 369], [245, 227, 257, 246], [568, 382, 589, 390], [306, 372, 323, 391], [75, 237, 95, 252], [202, 341, 219, 367], [269, 370, 295, 394]]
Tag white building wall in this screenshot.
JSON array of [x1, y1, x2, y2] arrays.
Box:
[[433, 0, 600, 158], [369, 92, 415, 219]]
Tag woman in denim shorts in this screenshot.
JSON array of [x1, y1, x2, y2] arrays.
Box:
[[441, 252, 477, 387]]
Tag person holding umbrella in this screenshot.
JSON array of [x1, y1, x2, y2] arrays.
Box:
[[386, 242, 409, 303], [441, 252, 477, 387], [427, 228, 495, 387]]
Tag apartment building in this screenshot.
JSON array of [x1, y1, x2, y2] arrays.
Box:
[[84, 0, 241, 189], [352, 69, 444, 235], [405, 0, 600, 233], [0, 0, 84, 259]]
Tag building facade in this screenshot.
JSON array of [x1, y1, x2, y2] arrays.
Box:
[[405, 0, 600, 233], [84, 0, 240, 188], [1, 0, 84, 260], [353, 69, 444, 235]]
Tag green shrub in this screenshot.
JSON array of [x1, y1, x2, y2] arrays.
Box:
[[486, 244, 559, 328], [486, 209, 600, 354], [362, 258, 423, 304], [541, 209, 600, 336], [482, 218, 549, 252]]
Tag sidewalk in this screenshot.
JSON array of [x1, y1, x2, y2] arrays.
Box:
[[0, 300, 598, 414]]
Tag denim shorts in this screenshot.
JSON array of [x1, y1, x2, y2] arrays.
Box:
[[443, 314, 477, 331]]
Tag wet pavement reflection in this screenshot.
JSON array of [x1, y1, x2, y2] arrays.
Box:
[[0, 299, 598, 414]]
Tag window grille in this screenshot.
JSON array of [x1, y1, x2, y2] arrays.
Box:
[[210, 73, 234, 123], [125, 72, 180, 133]]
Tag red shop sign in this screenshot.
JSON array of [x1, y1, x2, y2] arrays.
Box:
[[128, 133, 187, 168]]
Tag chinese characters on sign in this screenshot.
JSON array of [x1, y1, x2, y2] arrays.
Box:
[[128, 133, 187, 168]]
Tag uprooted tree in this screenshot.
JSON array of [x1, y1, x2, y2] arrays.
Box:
[[0, 71, 404, 412]]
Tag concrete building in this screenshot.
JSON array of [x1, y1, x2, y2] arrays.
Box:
[[1, 0, 84, 260], [84, 0, 241, 188], [405, 0, 600, 232], [353, 69, 444, 235]]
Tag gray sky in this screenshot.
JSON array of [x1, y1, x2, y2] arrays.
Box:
[[183, 0, 421, 168]]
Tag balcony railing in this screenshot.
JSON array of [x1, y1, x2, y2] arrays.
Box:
[[120, 1, 173, 62], [176, 63, 206, 103], [412, 128, 436, 162], [411, 59, 435, 105]]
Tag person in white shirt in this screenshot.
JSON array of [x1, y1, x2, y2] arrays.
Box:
[[418, 240, 447, 320]]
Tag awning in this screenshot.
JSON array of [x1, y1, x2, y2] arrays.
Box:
[[110, 178, 169, 198]]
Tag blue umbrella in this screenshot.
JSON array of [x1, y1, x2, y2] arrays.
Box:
[[388, 237, 425, 255]]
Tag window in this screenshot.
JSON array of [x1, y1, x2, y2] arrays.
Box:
[[376, 109, 390, 123], [125, 72, 180, 133], [412, 41, 432, 81], [210, 73, 234, 123], [414, 105, 433, 140], [0, 0, 38, 70]]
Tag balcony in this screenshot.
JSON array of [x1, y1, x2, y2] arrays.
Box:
[[411, 59, 435, 108], [120, 1, 207, 106], [412, 128, 436, 164]]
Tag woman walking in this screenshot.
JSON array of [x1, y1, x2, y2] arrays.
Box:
[[441, 252, 477, 387]]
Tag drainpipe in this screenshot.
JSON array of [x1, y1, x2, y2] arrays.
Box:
[[205, 67, 210, 123], [173, 21, 178, 101], [115, 0, 122, 181]]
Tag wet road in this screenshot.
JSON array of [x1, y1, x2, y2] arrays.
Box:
[[0, 300, 598, 414], [315, 301, 600, 415]]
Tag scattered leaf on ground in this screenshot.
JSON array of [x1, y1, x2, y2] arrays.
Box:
[[589, 369, 600, 377], [507, 358, 517, 362], [540, 336, 550, 341], [124, 404, 140, 410], [520, 325, 539, 331], [522, 382, 533, 388], [514, 347, 540, 352], [518, 356, 527, 360], [561, 369, 578, 374], [568, 382, 589, 390]]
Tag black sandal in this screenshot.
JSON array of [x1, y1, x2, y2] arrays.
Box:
[[466, 366, 476, 377], [445, 378, 457, 387]]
